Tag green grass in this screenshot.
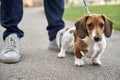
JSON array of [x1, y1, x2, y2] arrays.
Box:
[[63, 4, 120, 30]]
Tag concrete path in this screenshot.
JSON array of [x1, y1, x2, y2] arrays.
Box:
[[0, 7, 120, 80]]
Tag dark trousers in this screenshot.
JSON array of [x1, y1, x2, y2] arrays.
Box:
[[44, 0, 65, 41], [1, 0, 65, 41], [1, 0, 24, 40]]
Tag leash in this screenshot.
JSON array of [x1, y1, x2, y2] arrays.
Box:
[[83, 0, 91, 15]]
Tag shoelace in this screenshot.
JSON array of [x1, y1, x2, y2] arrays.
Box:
[[5, 37, 17, 53]]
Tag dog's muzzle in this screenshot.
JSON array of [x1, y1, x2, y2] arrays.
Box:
[[94, 36, 101, 42]]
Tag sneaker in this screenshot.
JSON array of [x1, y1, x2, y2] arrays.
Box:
[[0, 34, 21, 63], [49, 39, 74, 53], [49, 39, 60, 51]]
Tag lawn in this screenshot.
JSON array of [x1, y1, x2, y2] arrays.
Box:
[[63, 4, 120, 30]]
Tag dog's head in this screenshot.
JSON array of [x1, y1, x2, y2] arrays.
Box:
[[75, 14, 113, 42]]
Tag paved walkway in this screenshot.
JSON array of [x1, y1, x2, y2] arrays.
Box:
[[0, 7, 120, 80]]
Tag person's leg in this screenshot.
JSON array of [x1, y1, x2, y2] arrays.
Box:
[[44, 0, 74, 52], [44, 0, 65, 41], [1, 0, 24, 40], [0, 0, 24, 63]]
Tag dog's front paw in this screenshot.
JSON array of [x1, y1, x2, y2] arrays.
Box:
[[57, 52, 65, 58], [75, 57, 85, 67], [92, 58, 101, 66]]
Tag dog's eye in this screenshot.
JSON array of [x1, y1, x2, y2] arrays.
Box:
[[99, 23, 104, 28], [87, 23, 93, 29]]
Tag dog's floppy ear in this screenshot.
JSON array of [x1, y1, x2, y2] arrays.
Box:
[[102, 15, 113, 38], [75, 16, 89, 39]]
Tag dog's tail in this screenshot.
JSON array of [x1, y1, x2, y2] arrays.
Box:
[[56, 28, 66, 48]]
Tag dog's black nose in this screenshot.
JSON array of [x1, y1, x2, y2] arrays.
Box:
[[94, 36, 100, 42]]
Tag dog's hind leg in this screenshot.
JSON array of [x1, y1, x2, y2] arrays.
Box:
[[57, 44, 66, 58], [57, 32, 73, 58], [57, 40, 69, 58]]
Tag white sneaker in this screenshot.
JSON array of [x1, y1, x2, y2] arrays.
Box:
[[0, 34, 21, 63], [49, 39, 74, 53], [49, 39, 60, 51]]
